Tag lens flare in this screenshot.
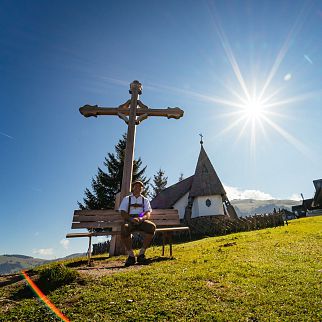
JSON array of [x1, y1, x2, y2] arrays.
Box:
[[21, 270, 70, 322]]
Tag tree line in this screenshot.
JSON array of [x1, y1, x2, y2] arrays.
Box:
[[78, 134, 179, 209]]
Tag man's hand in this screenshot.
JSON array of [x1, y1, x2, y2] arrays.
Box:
[[131, 217, 140, 224]]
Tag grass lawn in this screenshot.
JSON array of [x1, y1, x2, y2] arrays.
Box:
[[0, 216, 321, 321]]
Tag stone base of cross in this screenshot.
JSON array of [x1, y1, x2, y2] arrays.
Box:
[[80, 80, 184, 256]]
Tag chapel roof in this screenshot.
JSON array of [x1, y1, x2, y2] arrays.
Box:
[[151, 175, 194, 209], [189, 144, 226, 197]]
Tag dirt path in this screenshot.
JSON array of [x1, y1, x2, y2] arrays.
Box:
[[76, 259, 144, 278]]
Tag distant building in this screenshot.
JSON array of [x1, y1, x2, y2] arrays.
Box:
[[292, 179, 322, 217], [312, 179, 322, 208], [151, 141, 238, 221]]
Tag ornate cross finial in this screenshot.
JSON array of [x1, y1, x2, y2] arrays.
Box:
[[199, 133, 203, 145]]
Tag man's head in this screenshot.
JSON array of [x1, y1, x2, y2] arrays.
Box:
[[132, 180, 144, 196]]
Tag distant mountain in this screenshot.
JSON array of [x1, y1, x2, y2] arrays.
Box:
[[231, 199, 301, 217], [0, 253, 86, 275], [0, 255, 48, 275]]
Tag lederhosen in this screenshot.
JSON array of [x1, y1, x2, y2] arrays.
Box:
[[121, 195, 156, 236]]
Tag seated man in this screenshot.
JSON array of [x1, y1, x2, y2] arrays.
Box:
[[118, 180, 156, 266]]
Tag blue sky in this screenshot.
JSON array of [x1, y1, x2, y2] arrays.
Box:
[[1, 0, 321, 259]]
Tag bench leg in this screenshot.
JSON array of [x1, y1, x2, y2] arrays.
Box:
[[87, 236, 92, 265], [162, 233, 165, 256], [169, 233, 173, 258], [109, 235, 116, 256]]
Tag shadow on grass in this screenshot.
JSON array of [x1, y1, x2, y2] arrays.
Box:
[[142, 256, 175, 265], [0, 273, 23, 288], [10, 276, 84, 301]]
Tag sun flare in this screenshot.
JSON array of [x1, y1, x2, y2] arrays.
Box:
[[203, 15, 311, 157]]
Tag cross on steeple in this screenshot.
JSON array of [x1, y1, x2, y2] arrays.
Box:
[[199, 133, 203, 145]]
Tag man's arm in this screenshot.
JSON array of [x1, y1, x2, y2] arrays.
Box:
[[140, 211, 151, 221], [140, 198, 152, 221], [119, 196, 132, 220]]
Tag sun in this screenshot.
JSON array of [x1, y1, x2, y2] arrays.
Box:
[[243, 98, 265, 119]]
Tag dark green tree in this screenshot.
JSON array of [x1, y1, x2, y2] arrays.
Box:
[[78, 134, 149, 209], [151, 168, 168, 198]]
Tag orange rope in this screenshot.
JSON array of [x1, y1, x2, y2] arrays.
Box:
[[21, 270, 70, 322]]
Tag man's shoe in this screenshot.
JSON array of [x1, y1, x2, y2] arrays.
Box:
[[124, 256, 136, 267], [137, 254, 147, 265]]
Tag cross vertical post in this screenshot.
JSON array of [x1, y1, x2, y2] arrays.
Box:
[[120, 81, 141, 201]]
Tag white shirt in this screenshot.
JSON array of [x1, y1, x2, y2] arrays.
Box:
[[118, 193, 152, 216]]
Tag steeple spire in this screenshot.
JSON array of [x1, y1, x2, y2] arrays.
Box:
[[189, 142, 226, 197]]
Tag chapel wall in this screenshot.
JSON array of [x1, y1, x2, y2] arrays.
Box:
[[193, 195, 224, 217]]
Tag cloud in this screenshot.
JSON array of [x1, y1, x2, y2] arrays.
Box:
[[33, 248, 54, 256], [224, 185, 274, 200], [304, 54, 313, 64], [288, 193, 302, 201], [60, 239, 70, 250], [0, 131, 14, 139], [284, 73, 292, 81]]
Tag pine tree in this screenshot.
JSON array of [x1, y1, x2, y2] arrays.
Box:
[[78, 134, 149, 209], [151, 168, 168, 198]]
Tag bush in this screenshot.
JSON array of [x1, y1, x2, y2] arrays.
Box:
[[38, 263, 79, 288]]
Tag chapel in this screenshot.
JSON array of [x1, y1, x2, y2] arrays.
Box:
[[151, 140, 238, 221]]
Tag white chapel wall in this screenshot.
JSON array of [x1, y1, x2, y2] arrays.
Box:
[[173, 192, 189, 219], [192, 195, 224, 218]]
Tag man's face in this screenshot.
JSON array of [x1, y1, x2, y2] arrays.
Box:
[[132, 183, 143, 195]]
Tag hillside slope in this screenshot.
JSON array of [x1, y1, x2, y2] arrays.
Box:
[[1, 216, 321, 321]]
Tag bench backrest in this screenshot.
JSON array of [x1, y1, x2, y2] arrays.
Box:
[[71, 209, 180, 230]]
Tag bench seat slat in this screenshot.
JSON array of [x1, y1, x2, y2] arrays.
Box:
[[151, 219, 181, 226], [149, 214, 180, 220], [73, 215, 123, 222], [150, 209, 178, 215], [156, 227, 190, 232], [73, 214, 180, 222], [66, 231, 121, 238], [74, 209, 178, 216], [71, 222, 123, 229], [74, 209, 118, 215]]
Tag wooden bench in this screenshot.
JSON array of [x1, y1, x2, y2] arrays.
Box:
[[66, 209, 190, 264]]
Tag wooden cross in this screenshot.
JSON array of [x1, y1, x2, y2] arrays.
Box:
[[80, 80, 184, 202]]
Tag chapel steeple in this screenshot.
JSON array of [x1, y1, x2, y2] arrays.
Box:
[[189, 141, 226, 198]]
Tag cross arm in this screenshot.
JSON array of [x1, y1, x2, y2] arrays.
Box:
[[79, 104, 184, 119]]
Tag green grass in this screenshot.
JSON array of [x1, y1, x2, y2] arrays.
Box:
[[1, 216, 321, 321]]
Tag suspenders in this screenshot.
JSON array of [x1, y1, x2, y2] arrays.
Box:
[[128, 195, 145, 216]]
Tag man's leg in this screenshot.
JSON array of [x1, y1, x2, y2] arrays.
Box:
[[142, 232, 154, 249], [137, 221, 156, 263], [121, 223, 136, 266], [121, 235, 134, 254]]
